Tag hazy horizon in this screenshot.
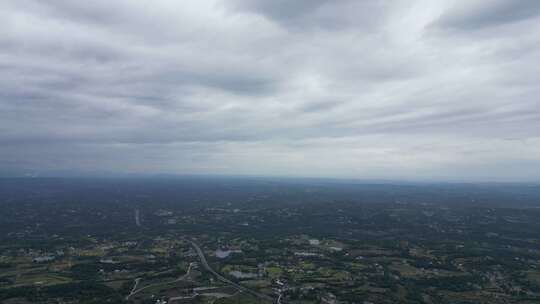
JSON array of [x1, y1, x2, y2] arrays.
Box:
[[2, 173, 540, 186], [2, 1, 540, 181]]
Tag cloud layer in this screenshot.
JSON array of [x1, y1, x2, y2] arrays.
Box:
[[1, 0, 540, 181]]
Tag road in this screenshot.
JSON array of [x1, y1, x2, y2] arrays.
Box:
[[126, 278, 140, 300], [277, 292, 283, 304], [187, 239, 275, 303], [126, 262, 194, 300]]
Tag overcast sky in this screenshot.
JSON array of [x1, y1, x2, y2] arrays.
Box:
[[1, 0, 540, 181]]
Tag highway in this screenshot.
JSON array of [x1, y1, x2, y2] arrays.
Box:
[[187, 239, 275, 303], [126, 262, 194, 300]]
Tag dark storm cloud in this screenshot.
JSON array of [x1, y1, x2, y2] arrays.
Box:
[[227, 0, 390, 30], [433, 0, 540, 30], [1, 0, 540, 181], [228, 0, 328, 20]]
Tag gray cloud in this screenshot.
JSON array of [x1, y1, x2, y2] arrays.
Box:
[[227, 0, 391, 31], [1, 0, 540, 181], [433, 0, 540, 30]]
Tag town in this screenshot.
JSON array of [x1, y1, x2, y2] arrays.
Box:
[[1, 178, 540, 303]]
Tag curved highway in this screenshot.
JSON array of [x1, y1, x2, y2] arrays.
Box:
[[187, 239, 275, 303]]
